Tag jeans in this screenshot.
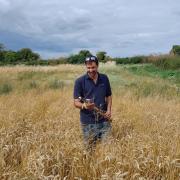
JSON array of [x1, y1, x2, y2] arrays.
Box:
[[81, 121, 111, 151]]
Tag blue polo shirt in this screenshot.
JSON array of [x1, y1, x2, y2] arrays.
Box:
[[73, 72, 112, 124]]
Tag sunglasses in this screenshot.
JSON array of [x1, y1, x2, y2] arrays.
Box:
[[85, 56, 98, 62]]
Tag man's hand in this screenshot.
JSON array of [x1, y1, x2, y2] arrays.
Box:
[[104, 110, 111, 119], [83, 102, 95, 110]]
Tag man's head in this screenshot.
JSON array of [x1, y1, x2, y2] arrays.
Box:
[[85, 56, 99, 79], [85, 56, 99, 66]]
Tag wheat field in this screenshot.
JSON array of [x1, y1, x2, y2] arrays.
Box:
[[0, 64, 180, 179]]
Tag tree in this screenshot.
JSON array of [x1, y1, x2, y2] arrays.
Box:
[[78, 50, 92, 63], [68, 50, 92, 64], [170, 45, 180, 56], [79, 50, 92, 57], [4, 51, 18, 63], [17, 48, 40, 61], [68, 54, 82, 64], [96, 51, 107, 62]]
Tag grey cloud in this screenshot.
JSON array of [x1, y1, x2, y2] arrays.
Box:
[[0, 0, 180, 57]]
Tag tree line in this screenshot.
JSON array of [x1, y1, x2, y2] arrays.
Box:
[[0, 43, 109, 65], [0, 43, 40, 65], [0, 43, 180, 69]]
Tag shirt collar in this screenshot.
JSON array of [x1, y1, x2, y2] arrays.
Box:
[[85, 72, 100, 80]]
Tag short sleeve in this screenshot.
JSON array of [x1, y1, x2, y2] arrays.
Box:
[[105, 76, 112, 97], [73, 79, 83, 99]]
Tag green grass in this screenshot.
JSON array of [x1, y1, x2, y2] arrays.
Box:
[[29, 80, 38, 89], [48, 79, 65, 89], [126, 80, 179, 99], [0, 71, 74, 92], [99, 64, 180, 99], [0, 64, 179, 99], [153, 55, 180, 70], [0, 83, 13, 95], [124, 64, 180, 84], [17, 71, 57, 81]]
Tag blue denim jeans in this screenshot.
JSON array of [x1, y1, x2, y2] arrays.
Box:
[[81, 121, 111, 150]]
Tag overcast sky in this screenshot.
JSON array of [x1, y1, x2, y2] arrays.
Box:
[[0, 0, 180, 58]]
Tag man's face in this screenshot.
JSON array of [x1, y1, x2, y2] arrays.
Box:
[[85, 62, 98, 78]]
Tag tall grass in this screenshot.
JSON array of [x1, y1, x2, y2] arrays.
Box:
[[124, 64, 180, 88], [146, 55, 180, 70], [48, 79, 65, 89], [0, 65, 179, 179], [0, 83, 12, 95], [29, 80, 38, 89]]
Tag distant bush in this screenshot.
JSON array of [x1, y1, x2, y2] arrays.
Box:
[[153, 55, 180, 70], [17, 48, 40, 62], [170, 45, 180, 56], [67, 50, 92, 64], [47, 58, 68, 65], [114, 56, 146, 64], [114, 57, 129, 64], [0, 45, 41, 66], [96, 51, 107, 62], [67, 54, 84, 64]]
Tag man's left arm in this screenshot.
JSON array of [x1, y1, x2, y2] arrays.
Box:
[[105, 95, 112, 119], [105, 74, 112, 119]]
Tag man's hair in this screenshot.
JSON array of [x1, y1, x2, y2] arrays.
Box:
[[85, 56, 99, 65]]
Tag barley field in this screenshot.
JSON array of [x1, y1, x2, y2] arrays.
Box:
[[0, 64, 180, 179]]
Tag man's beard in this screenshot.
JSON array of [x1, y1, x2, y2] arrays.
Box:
[[88, 71, 97, 78]]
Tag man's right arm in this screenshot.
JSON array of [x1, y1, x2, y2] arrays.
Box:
[[74, 99, 95, 110], [74, 99, 83, 109], [73, 79, 94, 110], [73, 78, 84, 109]]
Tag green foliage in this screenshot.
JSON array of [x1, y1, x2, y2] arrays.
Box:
[[115, 56, 145, 64], [0, 83, 13, 95], [23, 60, 48, 66], [114, 57, 129, 64], [79, 50, 91, 57], [0, 43, 41, 65], [125, 64, 180, 84], [68, 50, 92, 64], [1, 42, 179, 68], [4, 51, 18, 63], [131, 56, 146, 63], [47, 57, 68, 65], [17, 48, 40, 62], [96, 51, 107, 62], [170, 45, 180, 56], [23, 58, 69, 66], [68, 54, 82, 64], [153, 56, 180, 70]]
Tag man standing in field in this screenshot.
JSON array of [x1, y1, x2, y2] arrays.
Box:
[[73, 55, 112, 151]]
